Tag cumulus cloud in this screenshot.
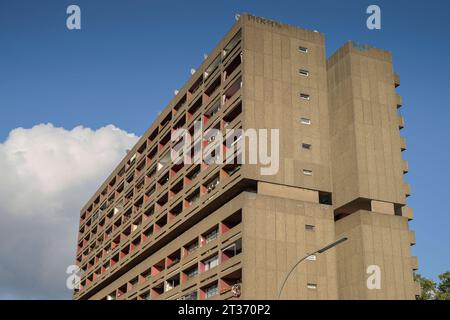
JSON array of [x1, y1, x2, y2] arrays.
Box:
[[0, 123, 139, 299]]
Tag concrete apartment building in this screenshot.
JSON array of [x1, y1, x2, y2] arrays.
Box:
[[73, 14, 419, 300]]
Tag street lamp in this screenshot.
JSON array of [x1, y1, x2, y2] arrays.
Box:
[[277, 237, 348, 300]]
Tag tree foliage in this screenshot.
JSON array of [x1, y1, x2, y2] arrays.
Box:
[[415, 271, 450, 300]]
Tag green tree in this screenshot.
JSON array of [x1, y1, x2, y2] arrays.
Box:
[[436, 271, 450, 300], [414, 273, 436, 300]]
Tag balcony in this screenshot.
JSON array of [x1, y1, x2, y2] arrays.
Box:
[[396, 93, 403, 109], [400, 137, 407, 151], [402, 160, 409, 174], [401, 206, 414, 220], [394, 72, 400, 88], [404, 183, 411, 197]]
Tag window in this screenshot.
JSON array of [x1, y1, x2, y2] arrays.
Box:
[[305, 224, 315, 231], [204, 282, 219, 298], [299, 69, 309, 77], [306, 254, 316, 261], [181, 291, 197, 300], [303, 169, 313, 176], [203, 254, 219, 271], [299, 46, 308, 53], [186, 265, 199, 279], [300, 93, 310, 100], [307, 283, 317, 289], [300, 118, 311, 125], [302, 143, 312, 150], [204, 227, 219, 243]]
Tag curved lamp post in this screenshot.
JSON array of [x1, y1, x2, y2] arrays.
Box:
[[277, 237, 348, 300]]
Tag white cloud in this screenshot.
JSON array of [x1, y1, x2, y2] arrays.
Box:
[[0, 123, 139, 299]]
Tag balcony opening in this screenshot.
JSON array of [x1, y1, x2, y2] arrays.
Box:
[[136, 161, 145, 179], [129, 276, 139, 291], [170, 179, 183, 198], [120, 245, 129, 260], [204, 99, 221, 124], [149, 127, 159, 143], [202, 226, 219, 245], [159, 131, 171, 151], [145, 184, 156, 203], [201, 253, 219, 272], [201, 281, 219, 299], [158, 151, 171, 170], [155, 214, 167, 231], [183, 264, 199, 281], [147, 146, 158, 166], [143, 204, 155, 220], [186, 165, 201, 183], [173, 114, 186, 133], [141, 269, 151, 284], [152, 259, 165, 276], [220, 269, 242, 294], [131, 217, 142, 233], [143, 225, 153, 241], [167, 249, 181, 269], [106, 292, 116, 301], [173, 94, 187, 115], [221, 210, 242, 234], [169, 201, 183, 220], [158, 171, 170, 188], [140, 290, 151, 300], [204, 54, 221, 80], [184, 238, 199, 256], [224, 53, 241, 80], [204, 174, 220, 194], [165, 274, 180, 292], [151, 282, 164, 297], [185, 189, 200, 208], [188, 96, 202, 120], [221, 239, 242, 262], [134, 196, 144, 213], [204, 76, 221, 102], [181, 291, 197, 300], [223, 101, 242, 128], [188, 75, 203, 98], [223, 76, 242, 105], [160, 112, 172, 129], [131, 235, 141, 251], [156, 192, 168, 208], [223, 30, 241, 59]]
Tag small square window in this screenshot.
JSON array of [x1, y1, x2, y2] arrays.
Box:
[[299, 69, 309, 77], [306, 254, 316, 261], [302, 143, 312, 150], [303, 169, 313, 176], [300, 93, 310, 100], [300, 118, 311, 125], [299, 46, 308, 53], [307, 283, 317, 289], [305, 224, 315, 231]]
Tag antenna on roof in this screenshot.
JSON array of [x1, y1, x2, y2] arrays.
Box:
[[203, 53, 208, 60], [190, 68, 196, 75], [235, 14, 241, 21]]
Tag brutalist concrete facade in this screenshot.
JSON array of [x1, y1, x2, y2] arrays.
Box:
[[73, 14, 419, 300]]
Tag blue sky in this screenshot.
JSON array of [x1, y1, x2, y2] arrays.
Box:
[[0, 0, 449, 297]]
